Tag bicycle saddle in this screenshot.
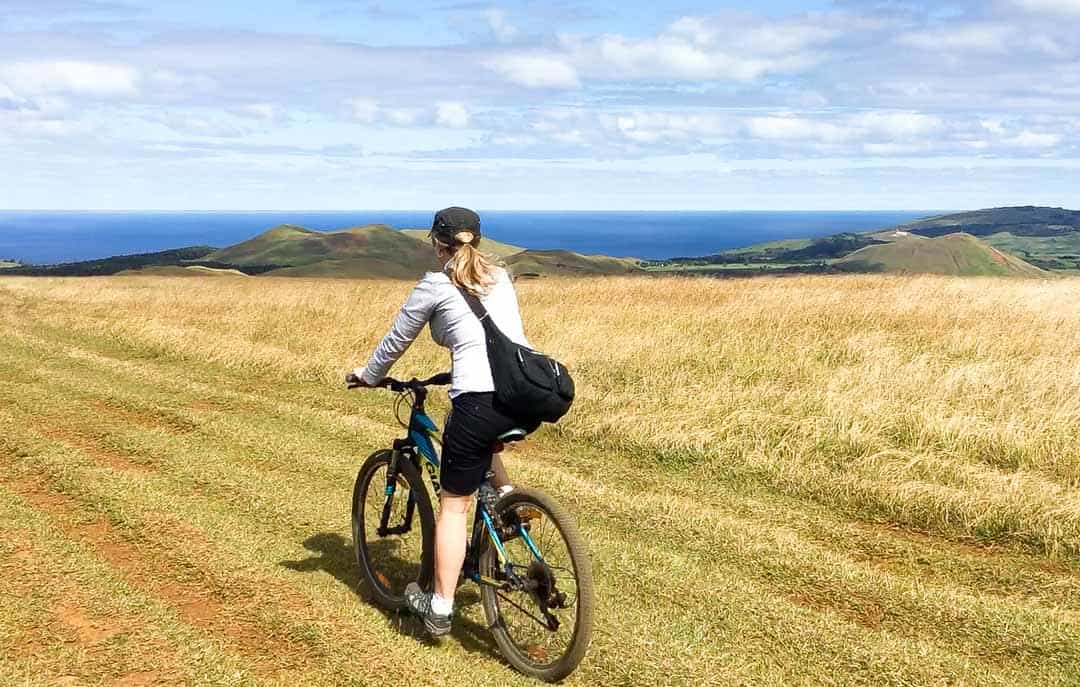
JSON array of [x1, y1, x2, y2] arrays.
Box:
[[498, 428, 528, 443]]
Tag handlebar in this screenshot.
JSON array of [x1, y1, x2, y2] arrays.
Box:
[[346, 372, 451, 391]]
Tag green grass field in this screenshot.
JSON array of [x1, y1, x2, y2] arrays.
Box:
[[983, 232, 1080, 272], [1, 275, 1079, 686]]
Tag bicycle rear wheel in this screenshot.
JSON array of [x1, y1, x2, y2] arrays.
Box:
[[479, 487, 594, 682], [352, 449, 435, 610]]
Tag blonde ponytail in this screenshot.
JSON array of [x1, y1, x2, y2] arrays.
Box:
[[440, 232, 498, 297]]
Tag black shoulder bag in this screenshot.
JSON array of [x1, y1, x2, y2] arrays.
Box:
[[458, 288, 575, 424]]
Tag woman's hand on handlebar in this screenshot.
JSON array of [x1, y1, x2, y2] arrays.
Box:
[[345, 372, 375, 389], [346, 372, 451, 391]]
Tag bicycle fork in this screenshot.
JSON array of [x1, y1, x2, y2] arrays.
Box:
[[377, 448, 416, 537]]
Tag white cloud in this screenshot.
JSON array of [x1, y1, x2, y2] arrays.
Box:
[[0, 91, 85, 141], [346, 97, 379, 123], [484, 54, 581, 89], [733, 23, 839, 56], [0, 116, 84, 139], [435, 102, 470, 128], [490, 105, 1034, 158], [561, 16, 836, 83], [745, 111, 943, 146], [667, 17, 716, 46], [485, 9, 519, 43], [1012, 0, 1080, 15], [587, 34, 774, 82], [490, 134, 539, 146], [2, 3, 1080, 210], [147, 69, 217, 95], [0, 60, 138, 97], [746, 115, 850, 143], [848, 111, 943, 137], [385, 108, 420, 126], [1005, 130, 1062, 148], [552, 129, 584, 144], [157, 112, 247, 137], [897, 24, 1014, 52], [343, 98, 468, 128], [861, 142, 930, 155], [604, 111, 732, 144], [235, 103, 287, 122]]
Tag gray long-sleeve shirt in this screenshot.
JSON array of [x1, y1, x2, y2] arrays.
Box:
[[356, 267, 530, 398]]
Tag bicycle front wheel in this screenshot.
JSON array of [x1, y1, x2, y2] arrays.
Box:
[[352, 449, 435, 611], [479, 487, 594, 682]]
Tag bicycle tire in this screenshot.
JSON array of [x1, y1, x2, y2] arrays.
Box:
[[352, 449, 436, 611], [480, 487, 594, 682]]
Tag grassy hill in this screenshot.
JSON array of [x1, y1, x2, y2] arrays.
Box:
[[0, 225, 636, 280], [505, 249, 643, 277], [205, 224, 437, 278], [651, 207, 1077, 277], [673, 233, 887, 266], [2, 247, 218, 277], [204, 224, 434, 278], [1, 274, 1079, 685], [867, 207, 1080, 273], [715, 237, 813, 257], [888, 206, 1080, 238], [9, 207, 1074, 280], [399, 229, 525, 258], [837, 232, 1046, 276]]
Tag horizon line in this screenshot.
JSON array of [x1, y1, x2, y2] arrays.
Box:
[[0, 207, 956, 214]]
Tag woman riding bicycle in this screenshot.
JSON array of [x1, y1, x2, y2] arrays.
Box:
[[348, 206, 536, 636]]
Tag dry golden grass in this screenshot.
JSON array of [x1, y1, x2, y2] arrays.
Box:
[[1, 273, 1079, 686]]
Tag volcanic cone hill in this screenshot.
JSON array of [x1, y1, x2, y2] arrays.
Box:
[[203, 224, 434, 278], [837, 232, 1046, 277]]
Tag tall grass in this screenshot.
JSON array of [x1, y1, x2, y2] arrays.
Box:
[[1, 273, 1079, 686], [5, 274, 1077, 555]]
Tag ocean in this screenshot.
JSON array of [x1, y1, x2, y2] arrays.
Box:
[[0, 210, 935, 265]]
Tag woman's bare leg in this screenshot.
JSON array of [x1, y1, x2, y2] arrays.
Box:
[[433, 453, 513, 604], [489, 452, 511, 490], [434, 491, 472, 603]]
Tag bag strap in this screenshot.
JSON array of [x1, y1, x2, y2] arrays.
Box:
[[457, 284, 519, 350], [457, 286, 491, 322]]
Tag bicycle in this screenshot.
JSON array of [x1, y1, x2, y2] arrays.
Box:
[[349, 372, 594, 682]]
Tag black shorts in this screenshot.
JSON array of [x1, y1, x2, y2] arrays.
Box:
[[440, 392, 538, 496]]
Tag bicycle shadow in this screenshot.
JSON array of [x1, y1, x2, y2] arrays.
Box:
[[279, 532, 501, 659]]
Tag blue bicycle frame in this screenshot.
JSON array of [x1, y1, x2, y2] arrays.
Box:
[[380, 377, 543, 589]]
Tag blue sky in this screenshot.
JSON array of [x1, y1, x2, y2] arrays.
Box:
[[1, 0, 1078, 210]]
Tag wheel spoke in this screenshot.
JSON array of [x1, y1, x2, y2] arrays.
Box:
[[495, 591, 557, 631], [483, 497, 585, 670]]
